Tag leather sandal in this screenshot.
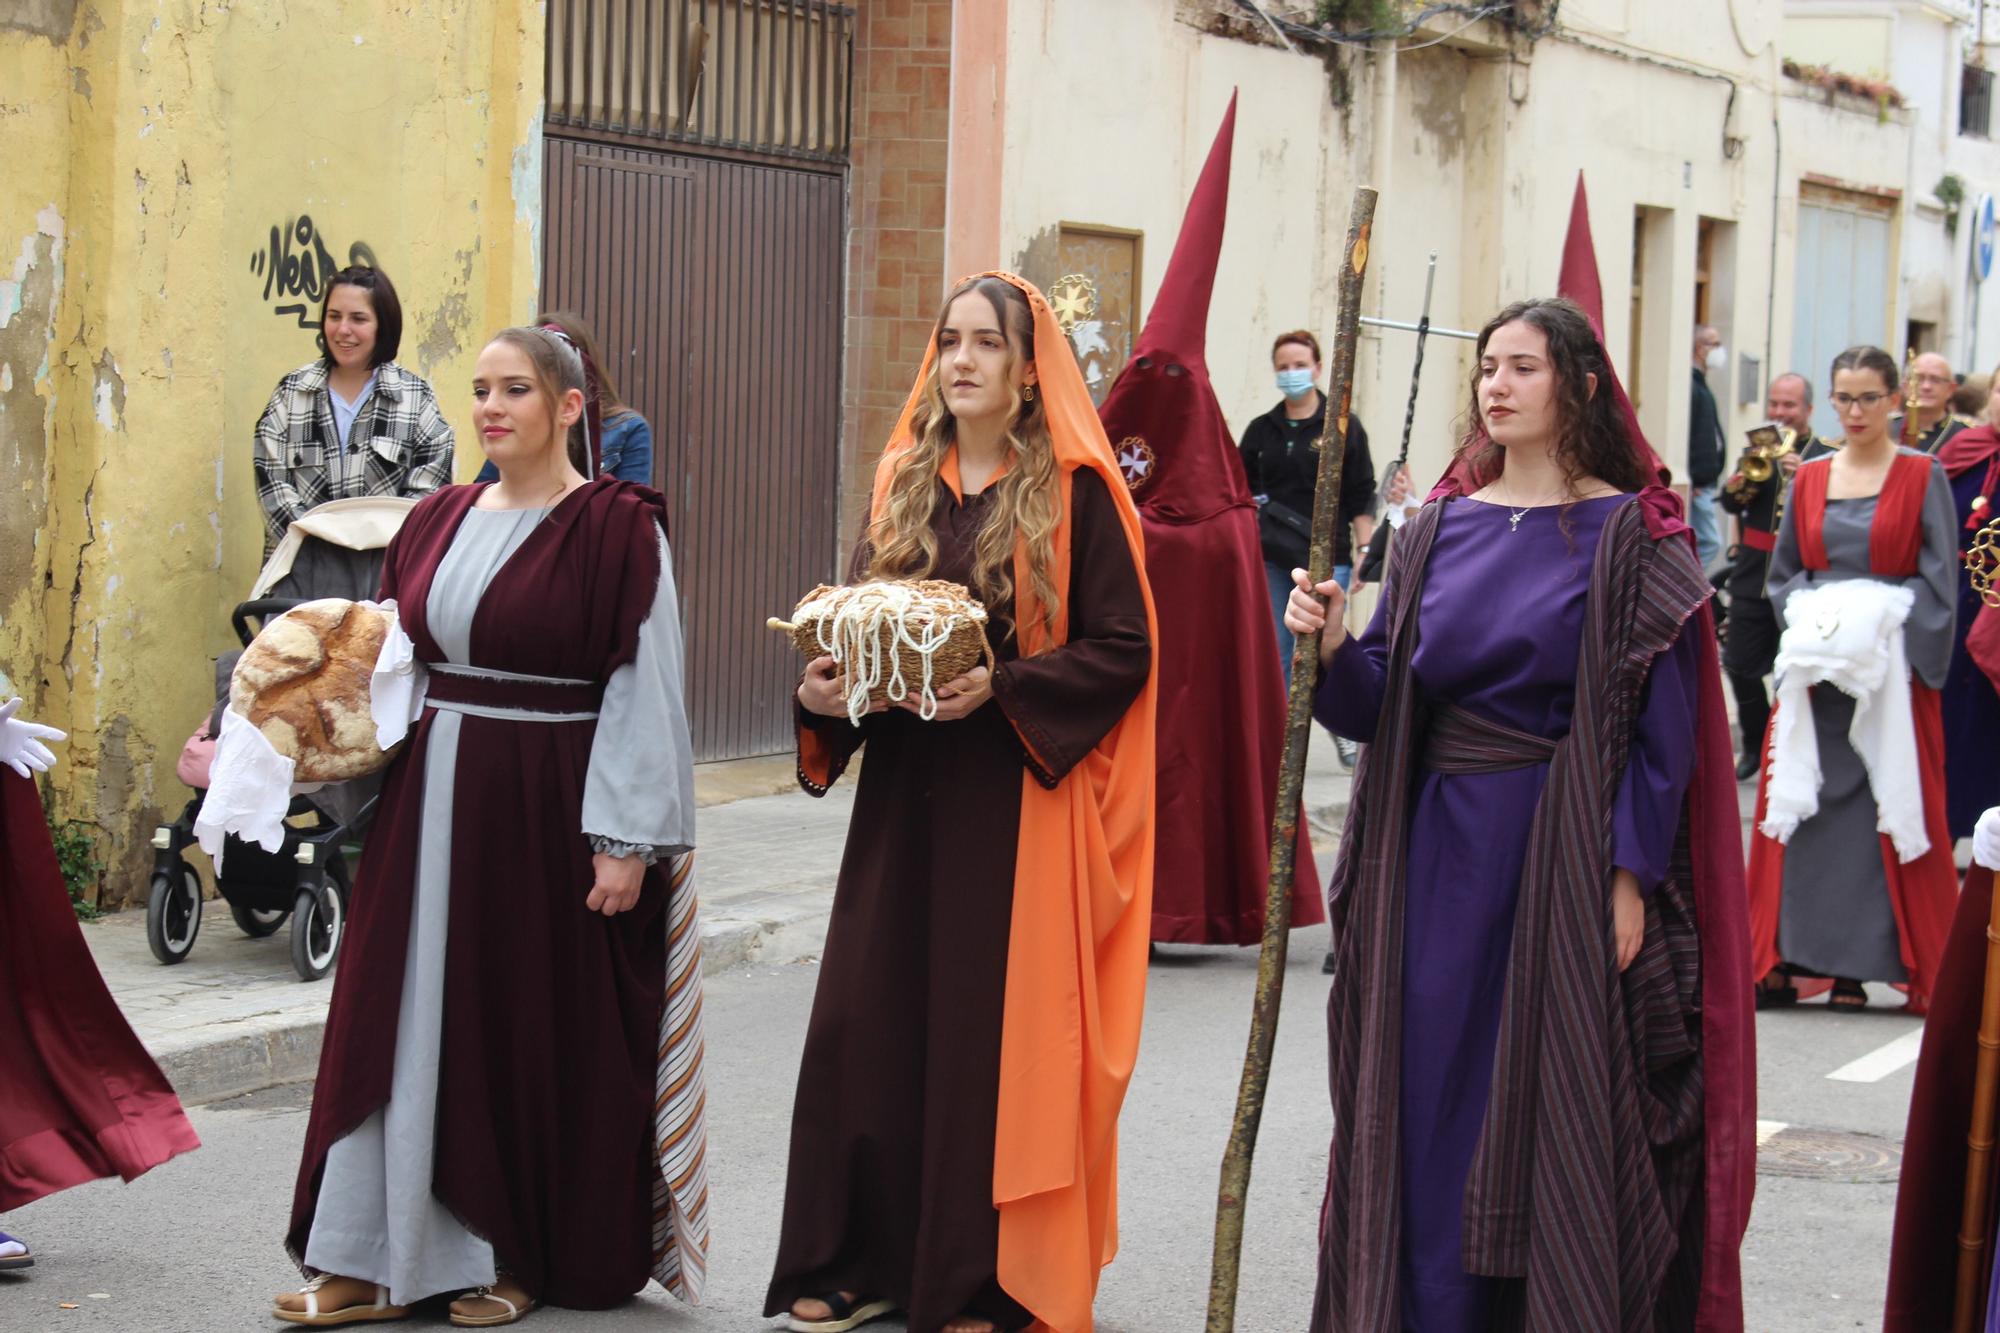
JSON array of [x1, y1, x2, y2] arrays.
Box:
[[448, 1278, 538, 1327], [1828, 979, 1869, 1010], [272, 1274, 408, 1325], [788, 1291, 897, 1333], [1755, 967, 1798, 1010], [0, 1231, 31, 1271]]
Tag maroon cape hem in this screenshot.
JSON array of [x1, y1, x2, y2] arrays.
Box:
[[1885, 863, 1996, 1331], [0, 771, 199, 1213]]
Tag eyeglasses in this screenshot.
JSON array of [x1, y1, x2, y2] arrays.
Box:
[[1830, 391, 1891, 410], [1912, 372, 1952, 386]]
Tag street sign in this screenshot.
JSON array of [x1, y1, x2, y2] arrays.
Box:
[[1977, 192, 1996, 282]]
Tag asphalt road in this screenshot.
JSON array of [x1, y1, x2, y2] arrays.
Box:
[[3, 927, 1928, 1332]]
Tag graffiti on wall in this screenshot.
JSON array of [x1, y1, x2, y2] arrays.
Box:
[[248, 216, 379, 328]]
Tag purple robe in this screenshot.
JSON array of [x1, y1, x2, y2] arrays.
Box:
[[1947, 465, 2000, 839], [1315, 494, 1698, 1329]]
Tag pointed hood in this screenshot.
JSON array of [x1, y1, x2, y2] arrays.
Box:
[[1557, 171, 1667, 482], [1097, 92, 1251, 525]]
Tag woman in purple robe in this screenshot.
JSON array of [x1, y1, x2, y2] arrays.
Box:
[[273, 327, 706, 1327], [1290, 299, 1754, 1331]]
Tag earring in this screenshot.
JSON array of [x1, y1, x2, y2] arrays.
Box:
[[1023, 384, 1036, 402]]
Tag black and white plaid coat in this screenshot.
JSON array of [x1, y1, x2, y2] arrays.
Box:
[[253, 359, 456, 547]]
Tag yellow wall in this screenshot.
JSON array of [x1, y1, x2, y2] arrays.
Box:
[[0, 0, 545, 905]]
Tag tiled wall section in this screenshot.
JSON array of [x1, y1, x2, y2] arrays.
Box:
[[841, 0, 954, 554]]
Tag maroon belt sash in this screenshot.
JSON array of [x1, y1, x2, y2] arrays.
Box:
[[424, 666, 603, 717]]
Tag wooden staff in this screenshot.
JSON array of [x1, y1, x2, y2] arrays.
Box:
[[1205, 186, 1378, 1331], [1956, 884, 2000, 1330]]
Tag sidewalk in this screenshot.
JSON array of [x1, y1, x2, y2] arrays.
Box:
[[85, 741, 1355, 1107]]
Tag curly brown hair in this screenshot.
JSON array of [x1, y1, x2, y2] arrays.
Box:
[[1452, 296, 1651, 494]]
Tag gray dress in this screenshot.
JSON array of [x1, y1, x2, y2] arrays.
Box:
[[303, 505, 696, 1304], [1767, 449, 1957, 981]]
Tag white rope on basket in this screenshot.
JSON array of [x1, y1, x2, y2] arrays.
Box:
[[793, 584, 986, 725]]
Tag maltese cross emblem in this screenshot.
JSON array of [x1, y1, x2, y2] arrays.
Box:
[[1116, 436, 1155, 492]]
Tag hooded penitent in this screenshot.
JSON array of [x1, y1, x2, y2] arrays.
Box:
[[1096, 92, 1323, 945]]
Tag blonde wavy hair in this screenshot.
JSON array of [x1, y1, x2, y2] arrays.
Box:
[[867, 276, 1062, 642]]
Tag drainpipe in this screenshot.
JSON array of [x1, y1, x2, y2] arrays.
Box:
[[1764, 60, 1780, 401]]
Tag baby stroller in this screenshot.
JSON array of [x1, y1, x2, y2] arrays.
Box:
[[147, 496, 416, 981]]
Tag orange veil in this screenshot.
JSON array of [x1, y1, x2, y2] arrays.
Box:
[[817, 271, 1159, 1330]]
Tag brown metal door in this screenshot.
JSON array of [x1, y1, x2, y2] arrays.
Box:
[[541, 136, 843, 760]]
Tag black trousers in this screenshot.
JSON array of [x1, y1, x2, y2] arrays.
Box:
[[1722, 594, 1780, 756]]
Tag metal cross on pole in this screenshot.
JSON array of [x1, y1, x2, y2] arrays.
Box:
[[1357, 251, 1478, 472]]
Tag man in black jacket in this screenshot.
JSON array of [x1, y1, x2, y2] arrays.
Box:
[[1689, 325, 1729, 571], [1719, 371, 1834, 779]]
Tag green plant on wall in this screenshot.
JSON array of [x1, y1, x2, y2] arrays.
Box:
[[1316, 0, 1402, 30], [46, 808, 104, 921], [1937, 173, 1967, 237]]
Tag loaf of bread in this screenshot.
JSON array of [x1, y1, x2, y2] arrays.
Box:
[[229, 599, 397, 782]]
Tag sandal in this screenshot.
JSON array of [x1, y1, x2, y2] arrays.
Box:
[[448, 1278, 538, 1327], [1828, 979, 1869, 1010], [1755, 967, 1798, 1010], [0, 1231, 31, 1272], [788, 1291, 897, 1333], [273, 1274, 408, 1325]]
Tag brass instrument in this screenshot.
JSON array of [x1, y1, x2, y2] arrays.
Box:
[[1723, 422, 1795, 506]]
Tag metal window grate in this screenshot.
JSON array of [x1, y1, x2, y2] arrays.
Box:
[[546, 0, 856, 166], [1963, 64, 1993, 139]]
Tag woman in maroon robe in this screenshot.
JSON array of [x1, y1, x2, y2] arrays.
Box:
[[1, 697, 199, 1266], [766, 275, 1156, 1333], [1291, 299, 1754, 1331], [274, 327, 705, 1327]]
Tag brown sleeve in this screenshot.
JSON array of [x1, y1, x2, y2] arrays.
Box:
[[796, 525, 878, 794], [991, 469, 1151, 788]]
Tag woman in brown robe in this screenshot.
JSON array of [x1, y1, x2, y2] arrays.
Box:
[[766, 274, 1157, 1333]]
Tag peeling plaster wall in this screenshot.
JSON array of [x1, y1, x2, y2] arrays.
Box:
[[0, 1, 544, 907]]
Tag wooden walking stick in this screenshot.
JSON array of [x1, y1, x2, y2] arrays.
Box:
[[1204, 185, 1377, 1332], [1955, 870, 2000, 1332]]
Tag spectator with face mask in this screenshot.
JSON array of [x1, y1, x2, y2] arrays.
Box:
[[1239, 329, 1376, 689], [1688, 325, 1729, 570]]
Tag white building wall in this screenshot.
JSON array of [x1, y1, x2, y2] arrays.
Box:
[[997, 1, 1787, 494]]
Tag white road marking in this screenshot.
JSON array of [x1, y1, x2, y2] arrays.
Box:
[[1755, 1119, 1788, 1145], [1826, 1029, 1927, 1083]]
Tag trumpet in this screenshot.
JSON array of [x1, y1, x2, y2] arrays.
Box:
[[1723, 422, 1796, 504]]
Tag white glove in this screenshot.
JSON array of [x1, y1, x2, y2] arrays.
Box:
[[1975, 807, 2000, 871], [0, 698, 65, 777]]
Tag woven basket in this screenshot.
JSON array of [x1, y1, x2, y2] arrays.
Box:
[[772, 579, 994, 719]]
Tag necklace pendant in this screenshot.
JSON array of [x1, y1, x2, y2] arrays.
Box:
[[1509, 510, 1526, 532]]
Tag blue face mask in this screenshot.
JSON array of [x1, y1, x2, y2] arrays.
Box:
[[1276, 368, 1317, 400]]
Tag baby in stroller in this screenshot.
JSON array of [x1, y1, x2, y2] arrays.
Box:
[[150, 496, 414, 980]]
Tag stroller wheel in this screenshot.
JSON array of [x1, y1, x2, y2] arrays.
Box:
[[145, 864, 203, 965], [289, 879, 345, 982], [228, 901, 287, 938]]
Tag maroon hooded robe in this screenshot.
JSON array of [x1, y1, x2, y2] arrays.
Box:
[[1, 770, 199, 1209], [1096, 93, 1322, 945]]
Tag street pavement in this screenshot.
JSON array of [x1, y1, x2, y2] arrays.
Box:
[[9, 931, 1932, 1331], [9, 741, 1940, 1331]]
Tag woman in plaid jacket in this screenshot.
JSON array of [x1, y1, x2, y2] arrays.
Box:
[[254, 265, 455, 550]]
